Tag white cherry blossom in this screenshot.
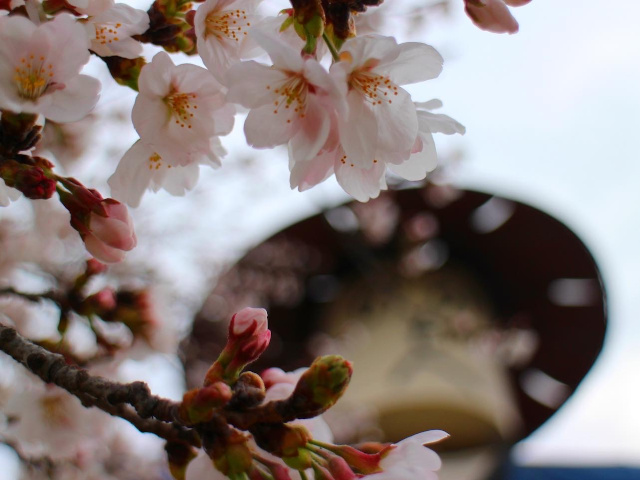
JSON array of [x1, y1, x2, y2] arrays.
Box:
[[329, 35, 442, 170], [226, 31, 343, 163], [290, 100, 464, 201], [132, 51, 234, 165], [0, 14, 100, 122], [85, 3, 149, 58], [2, 375, 111, 460], [365, 430, 448, 480], [194, 0, 262, 82], [108, 138, 226, 207]]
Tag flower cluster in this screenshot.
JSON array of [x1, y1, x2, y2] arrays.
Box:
[[174, 308, 449, 480], [0, 0, 532, 478], [0, 0, 471, 260]]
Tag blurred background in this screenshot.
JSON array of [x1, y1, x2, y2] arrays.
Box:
[[2, 0, 640, 478]]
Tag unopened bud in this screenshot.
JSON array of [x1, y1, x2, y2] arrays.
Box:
[[165, 441, 198, 480], [0, 157, 56, 200], [86, 259, 108, 276], [289, 355, 352, 417], [228, 372, 266, 409], [230, 307, 268, 337], [81, 288, 117, 317], [205, 308, 271, 385], [178, 382, 233, 425], [212, 430, 253, 477], [102, 56, 147, 91], [59, 181, 137, 263], [251, 423, 311, 459]]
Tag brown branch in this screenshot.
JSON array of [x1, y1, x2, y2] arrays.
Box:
[[0, 323, 200, 447]]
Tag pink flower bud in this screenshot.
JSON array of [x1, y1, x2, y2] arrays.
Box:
[[237, 329, 271, 364], [84, 288, 117, 316], [85, 258, 108, 276], [229, 307, 268, 337], [83, 199, 137, 263], [464, 0, 529, 34]]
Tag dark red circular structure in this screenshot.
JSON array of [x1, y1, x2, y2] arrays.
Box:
[[184, 183, 607, 444]]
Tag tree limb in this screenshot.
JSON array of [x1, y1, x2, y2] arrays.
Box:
[[0, 323, 200, 447]]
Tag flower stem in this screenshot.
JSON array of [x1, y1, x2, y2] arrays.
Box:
[[322, 32, 340, 62]]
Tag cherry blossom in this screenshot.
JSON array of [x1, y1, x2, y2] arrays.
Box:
[[226, 31, 343, 163], [329, 35, 443, 171], [2, 375, 110, 460], [364, 430, 448, 480], [194, 0, 262, 82], [132, 51, 235, 166], [0, 14, 101, 122], [85, 3, 149, 58], [290, 99, 464, 202], [108, 139, 226, 207], [464, 0, 532, 34]]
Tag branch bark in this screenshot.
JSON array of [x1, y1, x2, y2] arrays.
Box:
[[0, 322, 200, 447]]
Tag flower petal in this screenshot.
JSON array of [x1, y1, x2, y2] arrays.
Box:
[[40, 74, 101, 122], [108, 140, 154, 207], [388, 132, 437, 181], [244, 103, 297, 148], [289, 147, 336, 192], [225, 61, 290, 108], [249, 29, 303, 72], [338, 90, 378, 166], [288, 93, 330, 162], [371, 85, 417, 157], [417, 110, 466, 135], [377, 42, 443, 85], [335, 161, 386, 202]]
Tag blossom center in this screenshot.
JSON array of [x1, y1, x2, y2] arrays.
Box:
[[95, 22, 123, 46], [164, 90, 198, 129], [266, 75, 308, 122], [349, 71, 399, 106], [13, 54, 55, 100], [205, 9, 251, 42], [148, 153, 163, 170]]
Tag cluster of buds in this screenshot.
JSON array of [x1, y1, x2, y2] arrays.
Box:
[[27, 259, 160, 356], [173, 308, 447, 480], [282, 0, 383, 56], [0, 111, 56, 200], [0, 110, 137, 264]]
